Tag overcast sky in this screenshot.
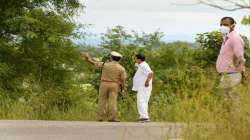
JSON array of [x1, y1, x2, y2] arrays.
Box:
[[78, 0, 249, 43]]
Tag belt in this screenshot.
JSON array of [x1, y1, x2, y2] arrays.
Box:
[[218, 72, 239, 76], [101, 80, 118, 83]]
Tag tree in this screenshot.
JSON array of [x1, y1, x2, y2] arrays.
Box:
[[195, 31, 223, 66], [0, 0, 84, 99], [196, 0, 250, 11], [98, 26, 164, 94], [195, 0, 250, 25]]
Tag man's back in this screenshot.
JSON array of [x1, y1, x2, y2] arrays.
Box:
[[101, 61, 126, 84]]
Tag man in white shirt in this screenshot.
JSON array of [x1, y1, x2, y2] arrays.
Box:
[[132, 54, 153, 122]]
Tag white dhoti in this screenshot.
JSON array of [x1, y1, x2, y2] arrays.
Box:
[[132, 61, 153, 119], [136, 87, 152, 119]]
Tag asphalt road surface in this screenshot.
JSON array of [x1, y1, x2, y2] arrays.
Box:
[[0, 120, 184, 140]]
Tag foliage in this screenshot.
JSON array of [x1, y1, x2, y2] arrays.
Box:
[[242, 15, 250, 26], [1, 17, 250, 140], [195, 31, 223, 66], [0, 1, 249, 138], [0, 0, 84, 99]]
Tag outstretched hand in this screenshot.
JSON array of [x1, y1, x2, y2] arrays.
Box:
[[80, 53, 89, 59]]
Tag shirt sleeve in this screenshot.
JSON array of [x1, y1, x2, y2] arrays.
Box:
[[120, 67, 127, 81], [141, 63, 153, 75], [232, 37, 244, 60], [94, 62, 104, 68]]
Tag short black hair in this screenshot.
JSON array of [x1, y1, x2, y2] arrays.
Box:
[[111, 56, 121, 61], [136, 54, 145, 61], [221, 17, 236, 25]]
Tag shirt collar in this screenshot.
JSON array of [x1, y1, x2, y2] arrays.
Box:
[[226, 30, 236, 39], [138, 61, 145, 66]]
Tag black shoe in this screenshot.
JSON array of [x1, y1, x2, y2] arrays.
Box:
[[98, 119, 103, 122], [138, 118, 150, 122], [108, 119, 120, 122]]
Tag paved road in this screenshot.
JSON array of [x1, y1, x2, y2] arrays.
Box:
[[0, 120, 184, 140]]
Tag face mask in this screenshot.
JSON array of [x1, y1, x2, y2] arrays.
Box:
[[135, 63, 139, 67], [219, 26, 230, 35]]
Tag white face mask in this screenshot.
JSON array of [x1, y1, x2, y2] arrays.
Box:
[[135, 63, 139, 67], [219, 26, 230, 35]]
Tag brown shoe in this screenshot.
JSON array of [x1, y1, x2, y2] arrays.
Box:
[[138, 118, 150, 123], [108, 119, 120, 122]]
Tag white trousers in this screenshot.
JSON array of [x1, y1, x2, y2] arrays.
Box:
[[136, 87, 152, 119]]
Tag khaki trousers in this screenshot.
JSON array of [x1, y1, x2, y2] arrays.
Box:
[[218, 73, 242, 113], [98, 82, 119, 120], [219, 73, 242, 89]]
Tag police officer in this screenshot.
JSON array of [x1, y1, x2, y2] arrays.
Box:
[[81, 51, 126, 122]]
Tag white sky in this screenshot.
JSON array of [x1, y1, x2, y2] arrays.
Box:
[[78, 0, 250, 43]]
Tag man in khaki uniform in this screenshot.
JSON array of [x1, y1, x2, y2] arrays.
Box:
[[81, 51, 126, 122]]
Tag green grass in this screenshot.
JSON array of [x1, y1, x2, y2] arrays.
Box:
[[1, 69, 250, 140]]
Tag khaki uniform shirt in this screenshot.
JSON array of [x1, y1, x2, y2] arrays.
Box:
[[95, 61, 126, 84]]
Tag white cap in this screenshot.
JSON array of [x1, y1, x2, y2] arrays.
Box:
[[110, 51, 122, 58]]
